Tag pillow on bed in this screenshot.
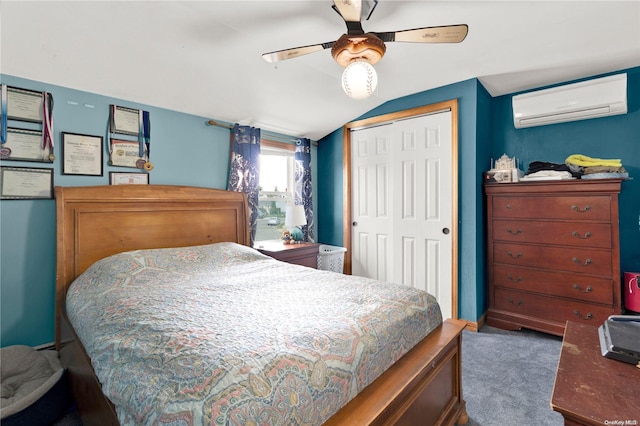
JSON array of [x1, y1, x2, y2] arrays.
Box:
[[75, 241, 273, 285]]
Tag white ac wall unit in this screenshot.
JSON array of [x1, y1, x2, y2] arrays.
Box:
[[512, 73, 627, 129]]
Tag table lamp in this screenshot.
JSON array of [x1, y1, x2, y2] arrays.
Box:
[[285, 205, 307, 243]]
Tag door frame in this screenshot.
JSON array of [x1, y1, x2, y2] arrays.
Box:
[[342, 99, 460, 319]]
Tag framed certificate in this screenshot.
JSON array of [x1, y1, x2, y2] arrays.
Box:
[[1, 128, 53, 162], [62, 132, 103, 176], [0, 166, 53, 199], [109, 172, 149, 185], [110, 105, 140, 136], [6, 86, 43, 123], [109, 139, 145, 168]]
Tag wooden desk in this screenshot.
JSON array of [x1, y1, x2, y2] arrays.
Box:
[[254, 240, 320, 268], [551, 321, 640, 426]]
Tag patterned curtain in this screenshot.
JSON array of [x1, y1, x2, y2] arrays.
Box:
[[294, 138, 315, 242], [227, 124, 261, 246]]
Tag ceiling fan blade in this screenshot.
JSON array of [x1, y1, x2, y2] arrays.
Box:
[[332, 0, 362, 23], [262, 41, 336, 63], [332, 0, 378, 21], [375, 24, 469, 44]]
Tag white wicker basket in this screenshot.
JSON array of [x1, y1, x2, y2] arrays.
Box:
[[317, 244, 347, 273]]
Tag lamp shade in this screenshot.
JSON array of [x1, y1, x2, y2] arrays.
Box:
[[341, 59, 378, 100], [285, 205, 307, 227]]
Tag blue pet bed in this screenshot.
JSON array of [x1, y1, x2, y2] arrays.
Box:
[[1, 345, 70, 426]]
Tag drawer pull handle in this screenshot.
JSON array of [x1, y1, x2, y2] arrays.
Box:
[[572, 257, 592, 266], [507, 274, 523, 283], [572, 284, 593, 293], [573, 310, 593, 320], [571, 231, 592, 239], [506, 203, 511, 209], [508, 298, 523, 306], [571, 205, 591, 213], [507, 251, 522, 259], [506, 228, 522, 235]]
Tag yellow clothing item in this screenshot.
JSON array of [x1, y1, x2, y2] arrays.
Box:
[[565, 154, 622, 168]]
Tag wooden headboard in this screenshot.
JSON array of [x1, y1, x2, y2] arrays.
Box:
[[55, 185, 250, 345]]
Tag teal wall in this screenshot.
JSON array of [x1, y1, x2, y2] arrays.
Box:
[[316, 68, 640, 323], [491, 67, 640, 274], [0, 74, 316, 347]]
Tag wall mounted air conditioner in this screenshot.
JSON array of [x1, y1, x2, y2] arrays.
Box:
[[512, 73, 627, 129]]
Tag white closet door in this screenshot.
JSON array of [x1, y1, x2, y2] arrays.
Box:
[[351, 110, 453, 319], [350, 123, 394, 282]]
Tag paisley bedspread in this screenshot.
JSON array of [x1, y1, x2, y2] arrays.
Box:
[[66, 242, 442, 425]]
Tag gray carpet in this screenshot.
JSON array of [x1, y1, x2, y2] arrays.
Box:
[[54, 325, 565, 425], [460, 325, 564, 426]]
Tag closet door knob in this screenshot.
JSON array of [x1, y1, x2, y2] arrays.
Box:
[[442, 228, 450, 235]]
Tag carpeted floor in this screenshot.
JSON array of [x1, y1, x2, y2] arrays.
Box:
[[460, 325, 564, 425], [54, 325, 565, 425]]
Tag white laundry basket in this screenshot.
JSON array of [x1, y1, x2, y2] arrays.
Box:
[[317, 244, 347, 273]]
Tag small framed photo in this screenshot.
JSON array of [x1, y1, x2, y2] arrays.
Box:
[[0, 166, 54, 199], [109, 172, 149, 185], [62, 132, 104, 176]]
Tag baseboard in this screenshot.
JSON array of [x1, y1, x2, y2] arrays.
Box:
[[459, 312, 487, 332]]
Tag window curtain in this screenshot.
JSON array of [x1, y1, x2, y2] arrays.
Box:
[[227, 124, 261, 246], [294, 138, 315, 242]]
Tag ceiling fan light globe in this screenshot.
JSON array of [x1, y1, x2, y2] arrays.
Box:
[[342, 60, 377, 100]]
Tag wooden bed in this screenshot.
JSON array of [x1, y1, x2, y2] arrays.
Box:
[[55, 184, 468, 426]]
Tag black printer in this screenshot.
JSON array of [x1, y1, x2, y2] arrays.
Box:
[[598, 315, 640, 365]]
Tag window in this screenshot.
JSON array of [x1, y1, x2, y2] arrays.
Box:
[[256, 141, 295, 242]]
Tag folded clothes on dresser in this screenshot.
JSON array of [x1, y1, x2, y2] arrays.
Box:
[[565, 153, 628, 179], [520, 170, 575, 181]]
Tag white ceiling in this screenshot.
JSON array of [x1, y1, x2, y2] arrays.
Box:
[[2, 1, 639, 141]]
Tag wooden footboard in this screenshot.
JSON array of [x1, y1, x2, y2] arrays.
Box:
[[60, 317, 467, 426], [325, 318, 468, 426]]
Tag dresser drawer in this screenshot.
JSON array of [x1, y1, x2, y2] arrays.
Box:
[[492, 265, 613, 304], [492, 220, 612, 249], [491, 196, 611, 221], [493, 287, 614, 326], [493, 242, 612, 275]]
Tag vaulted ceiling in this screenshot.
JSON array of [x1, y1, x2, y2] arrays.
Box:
[[2, 1, 639, 140]]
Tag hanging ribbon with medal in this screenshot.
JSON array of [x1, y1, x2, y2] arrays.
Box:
[[42, 92, 55, 162], [0, 85, 54, 163], [109, 105, 151, 170]]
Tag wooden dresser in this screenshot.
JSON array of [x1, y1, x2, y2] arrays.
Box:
[[485, 179, 623, 336]]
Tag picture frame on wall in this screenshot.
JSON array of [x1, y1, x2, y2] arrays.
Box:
[[0, 166, 53, 199], [1, 128, 53, 163], [109, 139, 145, 169], [110, 105, 140, 136], [109, 172, 149, 185], [5, 86, 44, 123], [61, 132, 103, 176]]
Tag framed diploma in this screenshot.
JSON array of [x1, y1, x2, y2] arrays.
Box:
[[110, 105, 140, 136], [109, 139, 145, 168], [109, 172, 149, 185], [6, 87, 43, 123], [1, 128, 53, 162], [0, 166, 53, 199], [62, 132, 103, 176]]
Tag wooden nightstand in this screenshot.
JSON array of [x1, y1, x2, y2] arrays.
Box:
[[254, 240, 320, 268]]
